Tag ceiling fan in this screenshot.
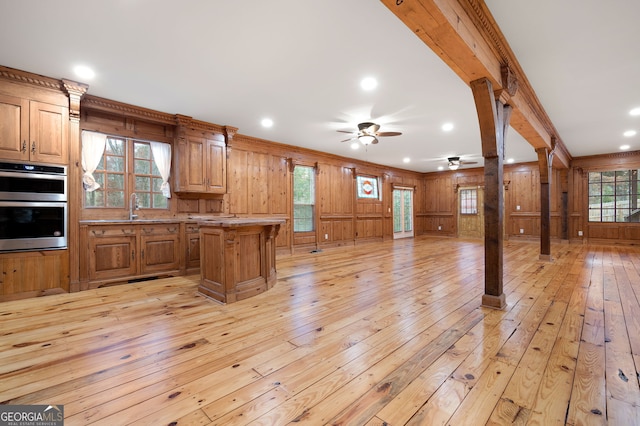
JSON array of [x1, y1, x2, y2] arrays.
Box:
[[447, 156, 478, 170], [338, 122, 402, 145]]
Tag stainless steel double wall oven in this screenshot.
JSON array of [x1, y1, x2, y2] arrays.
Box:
[[0, 161, 68, 251]]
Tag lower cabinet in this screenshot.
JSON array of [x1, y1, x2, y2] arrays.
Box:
[[81, 222, 180, 289], [0, 250, 69, 302], [184, 223, 200, 274]]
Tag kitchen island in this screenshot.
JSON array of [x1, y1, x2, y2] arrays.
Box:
[[198, 217, 285, 304]]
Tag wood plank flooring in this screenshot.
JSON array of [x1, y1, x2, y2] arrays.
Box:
[[1, 237, 639, 425]]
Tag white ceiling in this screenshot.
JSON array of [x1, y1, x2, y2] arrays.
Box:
[[1, 0, 638, 173]]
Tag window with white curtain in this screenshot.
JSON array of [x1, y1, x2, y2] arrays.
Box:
[[84, 136, 170, 210]]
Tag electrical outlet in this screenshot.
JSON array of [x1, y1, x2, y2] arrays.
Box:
[[516, 205, 521, 211], [578, 230, 583, 236], [520, 228, 524, 234], [438, 226, 442, 231], [324, 233, 329, 240]]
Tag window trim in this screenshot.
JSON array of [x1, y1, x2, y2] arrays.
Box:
[[292, 164, 316, 233], [84, 136, 169, 211], [587, 169, 639, 223]]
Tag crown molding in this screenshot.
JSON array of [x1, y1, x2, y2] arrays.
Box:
[[82, 94, 176, 125], [0, 65, 63, 92]]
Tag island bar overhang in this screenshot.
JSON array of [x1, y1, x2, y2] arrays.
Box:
[[198, 217, 285, 304]]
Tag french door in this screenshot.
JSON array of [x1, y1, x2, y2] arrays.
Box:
[[393, 188, 414, 239]]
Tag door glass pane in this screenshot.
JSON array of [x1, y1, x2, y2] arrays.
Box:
[[393, 191, 401, 232], [403, 191, 412, 232]]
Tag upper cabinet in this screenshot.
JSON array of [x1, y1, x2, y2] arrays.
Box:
[[173, 118, 234, 195], [0, 93, 69, 165]]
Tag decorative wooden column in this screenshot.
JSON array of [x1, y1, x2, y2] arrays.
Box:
[[471, 77, 512, 310], [536, 141, 555, 261], [63, 79, 89, 293]]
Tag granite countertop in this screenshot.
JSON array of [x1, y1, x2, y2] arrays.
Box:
[[80, 218, 185, 224], [197, 217, 286, 227], [80, 216, 285, 226]]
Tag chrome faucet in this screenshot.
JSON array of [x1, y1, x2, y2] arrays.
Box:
[[129, 193, 139, 220]]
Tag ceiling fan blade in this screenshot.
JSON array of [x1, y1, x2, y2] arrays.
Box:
[[371, 137, 379, 144], [461, 161, 478, 165], [376, 131, 402, 137], [337, 130, 355, 134], [340, 137, 356, 142]]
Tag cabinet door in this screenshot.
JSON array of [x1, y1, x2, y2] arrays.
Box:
[[29, 101, 69, 164], [140, 225, 180, 274], [180, 136, 206, 192], [0, 94, 29, 161], [206, 139, 226, 193], [89, 236, 137, 281], [186, 232, 200, 270], [140, 234, 180, 274]]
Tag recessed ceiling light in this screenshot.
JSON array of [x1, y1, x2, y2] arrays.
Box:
[[73, 65, 95, 80], [623, 130, 636, 137], [620, 145, 631, 150], [437, 166, 444, 171], [350, 142, 360, 150], [360, 77, 377, 91], [630, 107, 640, 116], [261, 118, 273, 128], [442, 122, 454, 132], [403, 157, 410, 163], [507, 158, 515, 163]]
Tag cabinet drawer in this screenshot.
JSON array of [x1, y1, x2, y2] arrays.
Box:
[[139, 224, 180, 236], [185, 223, 199, 233], [89, 226, 136, 238]]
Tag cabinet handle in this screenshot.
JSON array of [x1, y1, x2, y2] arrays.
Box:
[[31, 141, 36, 154], [132, 250, 135, 260], [21, 141, 27, 153]]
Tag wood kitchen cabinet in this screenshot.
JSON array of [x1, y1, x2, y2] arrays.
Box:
[[139, 223, 180, 274], [0, 93, 69, 164], [80, 222, 180, 289], [174, 132, 227, 195], [184, 222, 200, 274]]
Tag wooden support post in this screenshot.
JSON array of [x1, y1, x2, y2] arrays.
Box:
[[470, 77, 511, 310], [536, 144, 555, 261], [63, 79, 89, 293]]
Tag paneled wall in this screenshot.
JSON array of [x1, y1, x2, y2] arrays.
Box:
[[318, 163, 355, 248], [571, 151, 640, 244], [504, 164, 564, 240], [78, 93, 640, 249]]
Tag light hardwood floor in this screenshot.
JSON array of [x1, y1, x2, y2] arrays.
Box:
[[1, 237, 639, 425]]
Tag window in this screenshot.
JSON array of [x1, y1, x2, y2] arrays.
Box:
[[85, 137, 168, 210], [356, 175, 379, 199], [293, 165, 315, 232], [588, 170, 640, 222], [460, 188, 478, 214]]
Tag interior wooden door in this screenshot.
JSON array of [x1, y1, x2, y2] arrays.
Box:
[[458, 186, 484, 238]]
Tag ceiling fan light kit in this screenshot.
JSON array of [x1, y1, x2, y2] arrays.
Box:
[[448, 158, 460, 170], [358, 135, 377, 145], [338, 121, 402, 147], [447, 156, 477, 170]]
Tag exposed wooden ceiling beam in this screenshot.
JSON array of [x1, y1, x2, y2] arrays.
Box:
[[380, 0, 571, 168]]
